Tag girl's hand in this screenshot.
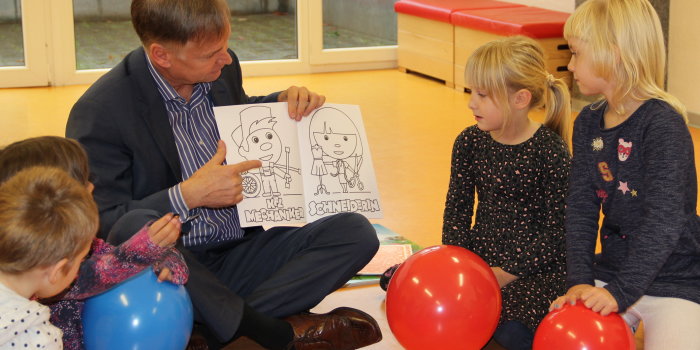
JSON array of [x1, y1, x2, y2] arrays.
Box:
[[581, 286, 619, 316], [156, 267, 173, 282], [147, 213, 181, 247], [550, 284, 594, 311]]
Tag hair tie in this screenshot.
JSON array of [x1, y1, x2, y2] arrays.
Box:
[[546, 74, 556, 87]]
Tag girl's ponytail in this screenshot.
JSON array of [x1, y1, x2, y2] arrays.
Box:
[[544, 75, 572, 144]]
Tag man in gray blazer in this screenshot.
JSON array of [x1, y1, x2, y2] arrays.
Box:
[[66, 1, 381, 349]]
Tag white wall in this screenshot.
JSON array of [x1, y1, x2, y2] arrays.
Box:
[[668, 0, 700, 117], [502, 0, 575, 13]]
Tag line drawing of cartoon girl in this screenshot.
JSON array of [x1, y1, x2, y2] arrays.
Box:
[[308, 107, 364, 194], [231, 105, 298, 198]]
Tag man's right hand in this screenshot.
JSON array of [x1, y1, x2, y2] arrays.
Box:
[[181, 140, 261, 209]]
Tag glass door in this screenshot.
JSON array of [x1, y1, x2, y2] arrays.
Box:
[[0, 0, 397, 87], [54, 0, 307, 83], [322, 0, 397, 49], [310, 0, 397, 66], [0, 0, 49, 87]]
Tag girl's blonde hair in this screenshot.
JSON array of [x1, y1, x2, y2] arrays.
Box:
[[466, 36, 571, 143], [564, 0, 686, 120]]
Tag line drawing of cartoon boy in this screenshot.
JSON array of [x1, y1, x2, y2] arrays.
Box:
[[308, 107, 364, 194], [231, 105, 298, 198]]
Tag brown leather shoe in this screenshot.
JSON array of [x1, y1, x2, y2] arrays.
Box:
[[186, 325, 212, 350], [185, 334, 209, 350], [285, 307, 382, 350]]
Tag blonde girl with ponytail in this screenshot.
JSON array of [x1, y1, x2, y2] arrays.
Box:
[[465, 35, 571, 145], [381, 35, 573, 350]]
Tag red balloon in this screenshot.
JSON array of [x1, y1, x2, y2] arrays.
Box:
[[386, 245, 502, 350], [533, 301, 635, 350]]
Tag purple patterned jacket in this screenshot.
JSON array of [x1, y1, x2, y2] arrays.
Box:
[[47, 225, 188, 350]]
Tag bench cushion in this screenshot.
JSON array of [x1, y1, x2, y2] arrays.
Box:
[[450, 7, 570, 38], [395, 0, 524, 23]]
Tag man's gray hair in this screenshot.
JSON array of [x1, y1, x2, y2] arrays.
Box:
[[131, 0, 230, 45]]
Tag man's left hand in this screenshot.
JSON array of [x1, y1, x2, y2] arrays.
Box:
[[278, 85, 326, 121]]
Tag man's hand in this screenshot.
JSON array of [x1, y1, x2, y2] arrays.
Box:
[[181, 140, 261, 209], [278, 85, 326, 121], [491, 267, 518, 288]]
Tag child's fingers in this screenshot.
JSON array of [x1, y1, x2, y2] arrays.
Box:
[[148, 214, 175, 245], [155, 219, 180, 247], [581, 289, 618, 316], [586, 298, 603, 313], [549, 296, 566, 311], [588, 298, 614, 315], [157, 216, 182, 247], [565, 294, 579, 306], [550, 294, 577, 311], [149, 213, 174, 235], [580, 286, 605, 303], [150, 214, 180, 246], [599, 304, 615, 316], [157, 267, 172, 282]]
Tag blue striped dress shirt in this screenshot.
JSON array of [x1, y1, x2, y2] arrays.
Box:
[[146, 54, 245, 247]]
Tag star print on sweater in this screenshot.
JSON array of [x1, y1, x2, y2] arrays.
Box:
[[618, 181, 630, 194], [592, 137, 604, 151], [566, 99, 700, 313]]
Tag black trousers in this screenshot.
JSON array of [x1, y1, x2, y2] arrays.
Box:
[[107, 210, 379, 344]]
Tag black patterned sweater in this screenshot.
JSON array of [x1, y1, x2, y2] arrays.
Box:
[[443, 124, 571, 331], [566, 99, 700, 312]]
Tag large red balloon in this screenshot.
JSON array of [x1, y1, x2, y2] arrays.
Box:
[[533, 301, 635, 350], [386, 245, 502, 350]]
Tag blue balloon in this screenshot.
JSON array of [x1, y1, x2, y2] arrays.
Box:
[[82, 268, 193, 350]]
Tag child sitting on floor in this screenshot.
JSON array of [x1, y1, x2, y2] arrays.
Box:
[[382, 36, 572, 350], [0, 167, 96, 349], [0, 136, 188, 350], [550, 0, 700, 348]]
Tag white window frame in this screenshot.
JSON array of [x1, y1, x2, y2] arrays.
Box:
[[0, 0, 50, 88], [1, 0, 398, 87]]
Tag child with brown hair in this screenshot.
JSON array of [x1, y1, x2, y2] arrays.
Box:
[[0, 166, 96, 349], [0, 136, 188, 350]]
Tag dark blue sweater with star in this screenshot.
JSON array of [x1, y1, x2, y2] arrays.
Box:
[[566, 99, 700, 312]]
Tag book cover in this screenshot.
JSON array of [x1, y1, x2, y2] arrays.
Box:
[[357, 244, 413, 275], [345, 224, 420, 287], [214, 102, 383, 227]]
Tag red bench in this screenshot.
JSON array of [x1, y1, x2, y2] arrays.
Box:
[[395, 0, 524, 87], [451, 6, 572, 91]]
